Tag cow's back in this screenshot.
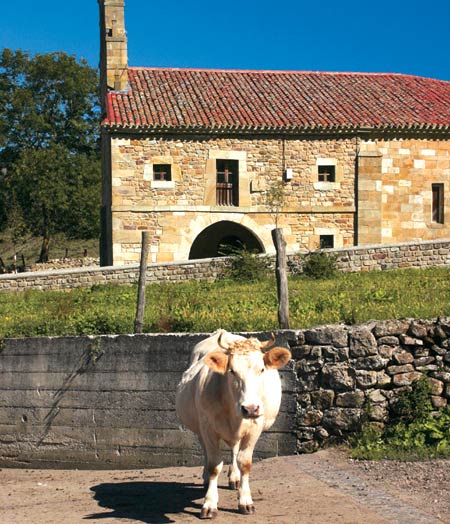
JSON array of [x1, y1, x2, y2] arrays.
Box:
[[176, 330, 244, 435]]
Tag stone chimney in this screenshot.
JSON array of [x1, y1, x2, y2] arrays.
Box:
[[98, 0, 128, 108]]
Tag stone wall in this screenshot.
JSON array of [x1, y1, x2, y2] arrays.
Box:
[[288, 318, 450, 452], [109, 135, 357, 263], [0, 239, 449, 293], [0, 257, 229, 293], [107, 133, 450, 265], [0, 319, 448, 468]]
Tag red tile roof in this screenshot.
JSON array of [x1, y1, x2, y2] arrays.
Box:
[[104, 68, 450, 134]]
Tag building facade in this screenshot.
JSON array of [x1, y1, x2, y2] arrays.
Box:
[[98, 1, 450, 266]]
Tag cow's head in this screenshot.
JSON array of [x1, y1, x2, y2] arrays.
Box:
[[204, 334, 291, 420]]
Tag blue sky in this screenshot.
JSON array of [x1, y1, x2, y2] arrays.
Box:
[[1, 0, 449, 81]]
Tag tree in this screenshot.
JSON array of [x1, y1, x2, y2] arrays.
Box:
[[12, 145, 100, 262], [0, 48, 101, 261], [0, 48, 99, 157]]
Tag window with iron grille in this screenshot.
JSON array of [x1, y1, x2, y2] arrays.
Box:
[[318, 165, 336, 182], [432, 183, 444, 224], [216, 159, 239, 206], [153, 164, 172, 182]]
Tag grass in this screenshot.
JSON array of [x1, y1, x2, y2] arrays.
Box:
[[0, 230, 99, 269], [0, 266, 449, 338]]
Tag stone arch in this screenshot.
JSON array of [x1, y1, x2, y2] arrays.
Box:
[[189, 220, 265, 259]]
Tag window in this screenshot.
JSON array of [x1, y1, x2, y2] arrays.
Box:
[[216, 159, 239, 206], [319, 235, 334, 249], [318, 165, 336, 182], [432, 184, 444, 224], [153, 164, 172, 182]]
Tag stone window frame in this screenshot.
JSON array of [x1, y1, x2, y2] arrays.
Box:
[[313, 158, 342, 191], [204, 150, 250, 208], [143, 157, 179, 189], [313, 227, 343, 250], [431, 183, 445, 225]]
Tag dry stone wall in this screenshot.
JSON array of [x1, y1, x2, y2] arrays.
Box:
[[286, 318, 450, 453], [0, 239, 449, 293]]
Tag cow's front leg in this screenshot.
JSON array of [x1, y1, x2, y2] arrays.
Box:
[[200, 434, 223, 519], [228, 441, 241, 489], [236, 432, 260, 514]]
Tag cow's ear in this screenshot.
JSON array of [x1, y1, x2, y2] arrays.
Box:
[[264, 347, 291, 369], [204, 351, 229, 374]]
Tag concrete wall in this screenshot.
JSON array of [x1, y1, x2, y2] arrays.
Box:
[[1, 239, 450, 293], [0, 332, 297, 469], [1, 319, 449, 469]]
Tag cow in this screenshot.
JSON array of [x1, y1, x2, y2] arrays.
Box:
[[175, 329, 291, 519]]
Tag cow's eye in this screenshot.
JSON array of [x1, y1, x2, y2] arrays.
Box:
[[229, 369, 236, 375], [260, 368, 265, 374]]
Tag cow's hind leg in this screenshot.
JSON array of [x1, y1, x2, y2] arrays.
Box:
[[200, 433, 223, 519], [228, 441, 241, 490], [197, 435, 209, 487]]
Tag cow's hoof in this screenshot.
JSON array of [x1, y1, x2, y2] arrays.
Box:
[[238, 504, 256, 515], [228, 479, 240, 490], [200, 507, 218, 519]]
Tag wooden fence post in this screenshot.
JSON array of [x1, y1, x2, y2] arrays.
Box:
[[271, 228, 290, 329], [134, 231, 149, 334]]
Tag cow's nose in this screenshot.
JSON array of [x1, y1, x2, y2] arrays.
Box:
[[241, 404, 260, 418]]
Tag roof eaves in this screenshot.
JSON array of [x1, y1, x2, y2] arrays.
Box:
[[100, 120, 450, 138]]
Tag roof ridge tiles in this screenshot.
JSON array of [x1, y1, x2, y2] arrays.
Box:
[[127, 66, 450, 82]]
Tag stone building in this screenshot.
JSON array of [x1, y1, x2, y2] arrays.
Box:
[[98, 0, 450, 266]]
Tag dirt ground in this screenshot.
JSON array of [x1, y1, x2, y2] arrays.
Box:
[[0, 448, 448, 524]]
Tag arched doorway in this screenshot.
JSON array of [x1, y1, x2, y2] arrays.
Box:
[[189, 221, 265, 259]]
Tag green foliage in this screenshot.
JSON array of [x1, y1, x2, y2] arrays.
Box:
[[6, 191, 28, 247], [0, 48, 99, 156], [0, 48, 101, 256], [224, 247, 270, 282], [12, 145, 100, 240], [352, 379, 450, 460], [0, 267, 449, 338], [302, 251, 338, 279], [392, 377, 432, 423]]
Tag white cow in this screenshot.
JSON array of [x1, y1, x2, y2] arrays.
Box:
[[176, 329, 291, 519]]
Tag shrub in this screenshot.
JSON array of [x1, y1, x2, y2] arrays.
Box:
[[225, 247, 270, 282], [351, 378, 450, 460], [392, 377, 433, 423], [302, 251, 338, 279]]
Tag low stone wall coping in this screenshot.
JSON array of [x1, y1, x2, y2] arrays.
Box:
[[0, 239, 449, 292]]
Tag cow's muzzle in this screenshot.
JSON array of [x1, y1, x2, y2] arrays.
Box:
[[241, 404, 261, 419]]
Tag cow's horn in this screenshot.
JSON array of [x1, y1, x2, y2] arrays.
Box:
[[217, 332, 229, 350], [261, 332, 276, 351]]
